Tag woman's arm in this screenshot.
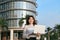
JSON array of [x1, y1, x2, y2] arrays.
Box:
[[36, 33, 41, 40], [23, 27, 26, 38], [22, 26, 28, 38], [36, 33, 40, 37]]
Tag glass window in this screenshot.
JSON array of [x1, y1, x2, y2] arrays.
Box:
[[0, 5, 2, 10], [0, 2, 10, 10], [6, 3, 9, 10], [22, 11, 27, 18], [27, 0, 36, 3], [14, 10, 23, 18], [10, 20, 12, 27], [2, 4, 5, 10], [0, 0, 2, 2], [1, 0, 8, 2], [0, 13, 2, 18], [13, 2, 23, 9], [10, 11, 14, 18], [13, 1, 36, 11], [7, 10, 23, 18], [7, 11, 16, 18], [8, 11, 14, 18], [8, 20, 17, 27], [9, 2, 13, 9], [2, 0, 5, 2], [2, 12, 6, 18], [26, 2, 36, 11], [8, 11, 11, 18], [4, 4, 6, 10], [14, 20, 17, 26], [6, 11, 9, 18], [8, 2, 10, 9]]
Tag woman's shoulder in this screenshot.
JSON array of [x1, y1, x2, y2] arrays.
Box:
[[24, 25, 30, 28], [25, 25, 39, 27]]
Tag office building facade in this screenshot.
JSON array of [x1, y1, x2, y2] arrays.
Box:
[[0, 0, 37, 27], [0, 0, 37, 40]]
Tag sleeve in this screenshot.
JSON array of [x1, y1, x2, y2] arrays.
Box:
[[22, 26, 28, 38]]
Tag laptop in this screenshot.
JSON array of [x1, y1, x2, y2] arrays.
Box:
[[34, 25, 46, 34]]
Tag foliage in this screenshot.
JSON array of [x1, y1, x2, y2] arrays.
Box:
[[0, 18, 8, 31], [19, 15, 30, 27]]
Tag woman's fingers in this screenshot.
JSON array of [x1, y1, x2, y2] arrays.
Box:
[[36, 32, 40, 37]]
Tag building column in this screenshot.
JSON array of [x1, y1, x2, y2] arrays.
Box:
[[10, 30, 14, 40], [44, 37, 47, 40], [0, 32, 1, 40]]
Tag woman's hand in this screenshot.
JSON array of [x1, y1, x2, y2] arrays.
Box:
[[28, 32, 34, 36], [36, 32, 40, 37]]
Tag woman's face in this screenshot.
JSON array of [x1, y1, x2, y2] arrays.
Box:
[[28, 17, 34, 24]]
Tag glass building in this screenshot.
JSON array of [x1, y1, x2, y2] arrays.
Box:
[[0, 0, 37, 40], [0, 0, 37, 27]]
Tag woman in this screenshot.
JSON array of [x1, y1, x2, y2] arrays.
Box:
[[23, 15, 40, 40]]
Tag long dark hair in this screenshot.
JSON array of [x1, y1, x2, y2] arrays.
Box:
[[26, 15, 37, 25]]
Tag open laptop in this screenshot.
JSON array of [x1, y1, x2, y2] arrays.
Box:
[[34, 25, 46, 34]]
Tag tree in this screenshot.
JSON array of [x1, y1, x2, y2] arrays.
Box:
[[0, 18, 8, 40], [54, 24, 60, 40], [46, 27, 52, 40], [50, 29, 58, 40], [49, 24, 60, 40], [55, 24, 60, 31], [19, 15, 30, 27], [0, 18, 8, 31], [19, 18, 25, 27]]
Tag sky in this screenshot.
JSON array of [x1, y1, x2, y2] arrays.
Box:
[[36, 0, 60, 28]]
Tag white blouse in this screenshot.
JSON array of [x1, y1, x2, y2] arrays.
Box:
[[23, 25, 35, 38], [23, 25, 41, 39], [26, 26, 34, 34]]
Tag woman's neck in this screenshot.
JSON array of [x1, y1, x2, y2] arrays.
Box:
[[29, 24, 33, 25], [29, 24, 33, 26]]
